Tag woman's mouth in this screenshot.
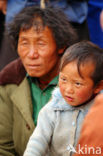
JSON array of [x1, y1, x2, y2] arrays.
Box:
[[27, 64, 41, 69]]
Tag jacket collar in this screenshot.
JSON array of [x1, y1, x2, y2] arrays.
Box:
[[51, 87, 94, 112], [0, 58, 26, 85], [10, 77, 35, 129]]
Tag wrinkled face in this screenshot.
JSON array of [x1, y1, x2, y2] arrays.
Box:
[[18, 26, 62, 79], [59, 61, 97, 106]]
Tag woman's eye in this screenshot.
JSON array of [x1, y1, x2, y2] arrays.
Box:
[[38, 42, 45, 46], [20, 41, 28, 46], [61, 77, 67, 82]]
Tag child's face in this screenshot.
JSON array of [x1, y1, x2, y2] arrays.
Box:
[[59, 60, 97, 106]]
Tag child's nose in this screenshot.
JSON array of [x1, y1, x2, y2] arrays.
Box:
[[66, 84, 74, 94]]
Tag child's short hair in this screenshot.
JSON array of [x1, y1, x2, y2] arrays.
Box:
[[60, 41, 103, 85]]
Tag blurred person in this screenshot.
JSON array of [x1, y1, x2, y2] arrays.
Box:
[[0, 0, 7, 47], [74, 93, 103, 156], [23, 41, 103, 156], [100, 9, 103, 30], [87, 0, 103, 48], [0, 6, 77, 156], [0, 0, 7, 15], [45, 0, 89, 41], [0, 8, 5, 48], [0, 0, 18, 71], [6, 0, 40, 23]]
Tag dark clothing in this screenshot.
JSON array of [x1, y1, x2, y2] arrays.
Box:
[[0, 11, 18, 71], [0, 58, 26, 85], [87, 0, 103, 48], [71, 20, 89, 41], [0, 34, 18, 71], [0, 11, 5, 48]]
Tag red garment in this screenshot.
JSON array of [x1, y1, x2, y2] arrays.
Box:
[[74, 94, 103, 156]]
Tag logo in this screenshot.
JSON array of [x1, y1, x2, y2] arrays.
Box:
[[67, 144, 102, 155], [67, 144, 77, 153]]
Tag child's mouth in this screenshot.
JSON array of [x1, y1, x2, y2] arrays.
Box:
[[65, 96, 74, 102]]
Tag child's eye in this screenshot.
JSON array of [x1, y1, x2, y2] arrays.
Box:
[[75, 82, 82, 86]]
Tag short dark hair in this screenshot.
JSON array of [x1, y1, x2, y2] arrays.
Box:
[[60, 41, 103, 85], [7, 6, 77, 51]]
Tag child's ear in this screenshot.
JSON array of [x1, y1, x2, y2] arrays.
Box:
[[94, 80, 103, 94]]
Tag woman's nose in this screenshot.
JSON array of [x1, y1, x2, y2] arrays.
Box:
[[28, 46, 39, 59]]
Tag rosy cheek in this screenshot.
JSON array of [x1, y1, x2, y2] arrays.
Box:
[[76, 88, 88, 99], [59, 81, 65, 95]]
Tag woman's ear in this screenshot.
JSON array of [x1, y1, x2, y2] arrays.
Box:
[[94, 80, 103, 94]]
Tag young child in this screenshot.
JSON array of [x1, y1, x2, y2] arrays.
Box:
[[23, 41, 103, 156]]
